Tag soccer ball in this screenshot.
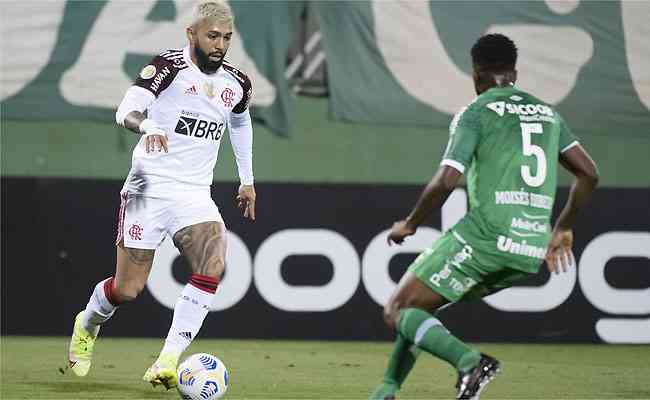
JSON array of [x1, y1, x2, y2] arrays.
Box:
[[176, 353, 229, 400]]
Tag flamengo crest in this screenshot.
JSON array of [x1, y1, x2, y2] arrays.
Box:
[[221, 88, 235, 108]]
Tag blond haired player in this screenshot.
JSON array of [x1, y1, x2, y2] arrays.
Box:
[[66, 1, 255, 390]]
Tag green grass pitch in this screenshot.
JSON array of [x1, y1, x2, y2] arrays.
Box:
[[2, 336, 649, 399]]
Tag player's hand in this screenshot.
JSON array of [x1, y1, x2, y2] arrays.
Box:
[[545, 228, 575, 274], [144, 130, 168, 153], [387, 220, 416, 245], [237, 184, 256, 221]]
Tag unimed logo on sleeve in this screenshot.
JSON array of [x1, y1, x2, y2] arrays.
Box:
[[174, 116, 225, 141]]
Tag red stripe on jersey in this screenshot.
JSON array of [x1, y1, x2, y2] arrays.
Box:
[[115, 192, 127, 246]]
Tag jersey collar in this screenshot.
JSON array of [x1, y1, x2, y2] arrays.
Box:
[[486, 84, 518, 95]]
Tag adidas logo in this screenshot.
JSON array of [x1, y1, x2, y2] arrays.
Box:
[[179, 331, 193, 340], [185, 85, 198, 95]]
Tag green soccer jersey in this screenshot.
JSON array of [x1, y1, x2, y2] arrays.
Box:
[[442, 86, 578, 272]]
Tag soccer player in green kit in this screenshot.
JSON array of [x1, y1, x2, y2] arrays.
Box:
[[369, 34, 599, 400]]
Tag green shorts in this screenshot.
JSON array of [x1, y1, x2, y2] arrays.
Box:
[[408, 229, 533, 303]]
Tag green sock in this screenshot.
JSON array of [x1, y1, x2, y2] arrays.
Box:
[[369, 334, 419, 399], [398, 307, 480, 372], [368, 383, 398, 400], [384, 333, 420, 386]]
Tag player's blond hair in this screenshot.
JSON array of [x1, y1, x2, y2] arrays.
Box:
[[193, 0, 233, 27]]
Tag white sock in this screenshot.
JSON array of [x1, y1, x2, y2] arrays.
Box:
[[81, 277, 118, 334], [161, 283, 215, 358]]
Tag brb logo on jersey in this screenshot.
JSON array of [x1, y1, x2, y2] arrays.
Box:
[[175, 111, 225, 141], [221, 88, 235, 108]]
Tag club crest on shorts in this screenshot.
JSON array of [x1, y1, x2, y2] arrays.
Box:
[[221, 88, 235, 108], [128, 224, 143, 240]]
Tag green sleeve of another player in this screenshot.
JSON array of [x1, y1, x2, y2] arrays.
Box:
[[441, 104, 481, 173], [558, 113, 579, 153]]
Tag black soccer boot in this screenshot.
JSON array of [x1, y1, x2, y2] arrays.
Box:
[[455, 353, 501, 400]]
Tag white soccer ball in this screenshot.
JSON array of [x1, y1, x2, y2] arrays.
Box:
[[176, 353, 229, 400]]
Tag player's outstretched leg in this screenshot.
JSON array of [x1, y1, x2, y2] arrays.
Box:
[[67, 277, 119, 377], [67, 245, 153, 377], [143, 274, 219, 390], [369, 333, 420, 400], [456, 353, 501, 400], [397, 308, 501, 399], [398, 308, 481, 372]]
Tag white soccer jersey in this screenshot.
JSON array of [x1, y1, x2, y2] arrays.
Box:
[[117, 46, 253, 198]]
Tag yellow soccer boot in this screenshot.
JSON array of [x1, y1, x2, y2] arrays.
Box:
[[67, 311, 100, 377], [143, 352, 179, 390]]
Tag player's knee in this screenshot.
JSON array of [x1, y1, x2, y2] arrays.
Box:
[[113, 280, 146, 303], [383, 301, 402, 331], [202, 257, 225, 279]]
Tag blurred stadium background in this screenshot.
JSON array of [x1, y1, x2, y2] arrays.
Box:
[[1, 1, 649, 399]]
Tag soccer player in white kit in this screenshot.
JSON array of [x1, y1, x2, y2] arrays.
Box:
[[66, 1, 255, 390]]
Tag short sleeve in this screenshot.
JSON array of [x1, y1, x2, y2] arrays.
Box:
[[557, 113, 579, 153], [441, 105, 481, 174]]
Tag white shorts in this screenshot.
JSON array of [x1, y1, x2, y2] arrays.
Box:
[[115, 192, 224, 249]]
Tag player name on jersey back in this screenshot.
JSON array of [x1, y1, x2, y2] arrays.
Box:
[[494, 189, 553, 210]]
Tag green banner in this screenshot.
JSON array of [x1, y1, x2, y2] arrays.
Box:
[[1, 1, 648, 139], [0, 0, 295, 135], [316, 1, 650, 138]]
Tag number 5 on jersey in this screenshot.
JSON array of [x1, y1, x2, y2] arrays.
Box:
[[520, 123, 546, 187]]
